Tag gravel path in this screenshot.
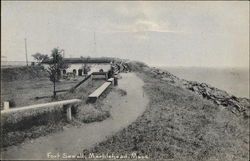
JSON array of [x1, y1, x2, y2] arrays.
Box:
[[2, 73, 149, 160]]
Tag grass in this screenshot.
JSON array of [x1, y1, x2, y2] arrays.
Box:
[[85, 70, 249, 161], [67, 84, 113, 123], [1, 66, 48, 82], [1, 77, 85, 107], [1, 77, 113, 148], [1, 106, 67, 148], [1, 63, 116, 148]]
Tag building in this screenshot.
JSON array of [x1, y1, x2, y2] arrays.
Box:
[[41, 57, 113, 76]]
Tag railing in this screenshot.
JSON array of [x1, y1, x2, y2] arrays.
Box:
[[70, 74, 92, 92], [54, 74, 92, 94]]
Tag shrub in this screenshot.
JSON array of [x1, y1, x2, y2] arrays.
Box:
[[76, 104, 110, 123]]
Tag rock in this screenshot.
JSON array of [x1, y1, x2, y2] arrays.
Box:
[[193, 86, 199, 92], [208, 89, 231, 99], [161, 77, 173, 82], [200, 83, 207, 87], [214, 100, 221, 105], [146, 66, 249, 117], [204, 87, 211, 92], [231, 95, 238, 101]]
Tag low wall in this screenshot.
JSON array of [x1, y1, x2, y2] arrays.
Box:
[[1, 99, 82, 128]]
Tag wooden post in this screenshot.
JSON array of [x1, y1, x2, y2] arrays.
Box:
[[66, 107, 72, 121], [114, 76, 118, 86], [91, 75, 93, 86], [3, 101, 9, 110], [24, 38, 28, 66]]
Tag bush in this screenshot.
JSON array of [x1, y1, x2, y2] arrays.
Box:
[[2, 106, 66, 133], [76, 104, 111, 123], [1, 106, 67, 147], [127, 61, 149, 72]]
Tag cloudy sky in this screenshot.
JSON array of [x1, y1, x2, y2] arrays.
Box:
[[1, 1, 249, 67]]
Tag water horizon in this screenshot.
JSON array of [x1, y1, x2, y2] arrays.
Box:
[[158, 66, 249, 98]]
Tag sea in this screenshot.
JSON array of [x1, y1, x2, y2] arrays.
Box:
[[158, 66, 249, 98]]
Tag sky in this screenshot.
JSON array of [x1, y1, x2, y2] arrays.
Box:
[[1, 1, 249, 67]]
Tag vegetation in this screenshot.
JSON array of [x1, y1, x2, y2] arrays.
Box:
[[1, 78, 113, 148], [47, 48, 69, 98], [1, 76, 78, 107], [2, 58, 248, 161], [2, 107, 66, 148], [32, 53, 49, 65], [85, 62, 249, 161], [1, 66, 48, 82]]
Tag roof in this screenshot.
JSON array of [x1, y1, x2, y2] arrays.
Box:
[[42, 57, 113, 64]]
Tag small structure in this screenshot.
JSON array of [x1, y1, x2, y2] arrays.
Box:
[[3, 101, 9, 110], [107, 78, 114, 85], [92, 72, 108, 80], [88, 82, 111, 103]]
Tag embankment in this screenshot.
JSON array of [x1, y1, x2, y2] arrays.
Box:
[[86, 61, 249, 161], [2, 73, 148, 160], [1, 66, 48, 81], [123, 61, 249, 118], [146, 67, 249, 118], [1, 74, 110, 148]]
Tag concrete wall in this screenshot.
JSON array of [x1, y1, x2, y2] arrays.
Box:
[[1, 99, 82, 124]]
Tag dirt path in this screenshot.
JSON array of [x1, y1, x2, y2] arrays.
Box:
[[2, 73, 149, 160]]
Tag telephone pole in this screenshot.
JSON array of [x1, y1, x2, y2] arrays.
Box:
[[93, 31, 97, 56], [24, 38, 28, 66]]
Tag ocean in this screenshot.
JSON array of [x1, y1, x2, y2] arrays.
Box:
[[158, 66, 249, 98]]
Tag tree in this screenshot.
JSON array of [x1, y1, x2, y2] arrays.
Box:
[[32, 53, 49, 64], [47, 48, 68, 98]]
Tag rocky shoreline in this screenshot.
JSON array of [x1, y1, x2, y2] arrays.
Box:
[[147, 67, 249, 117], [107, 60, 249, 118], [86, 62, 249, 160], [114, 61, 249, 117]]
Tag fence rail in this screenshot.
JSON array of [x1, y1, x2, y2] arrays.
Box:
[[70, 74, 92, 92]]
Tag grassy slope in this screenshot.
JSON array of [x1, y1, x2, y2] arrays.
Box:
[[1, 64, 119, 148], [1, 78, 110, 148], [1, 66, 48, 81], [87, 69, 249, 161]]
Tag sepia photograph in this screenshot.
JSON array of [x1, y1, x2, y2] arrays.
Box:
[[1, 1, 249, 160]]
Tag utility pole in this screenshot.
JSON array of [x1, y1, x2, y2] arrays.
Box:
[[24, 38, 28, 66], [53, 54, 56, 98], [93, 31, 97, 56]]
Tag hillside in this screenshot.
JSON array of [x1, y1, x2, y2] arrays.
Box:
[[85, 61, 249, 161], [1, 60, 249, 160], [1, 66, 48, 81]]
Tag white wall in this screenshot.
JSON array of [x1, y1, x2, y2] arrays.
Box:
[[43, 63, 111, 75]]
